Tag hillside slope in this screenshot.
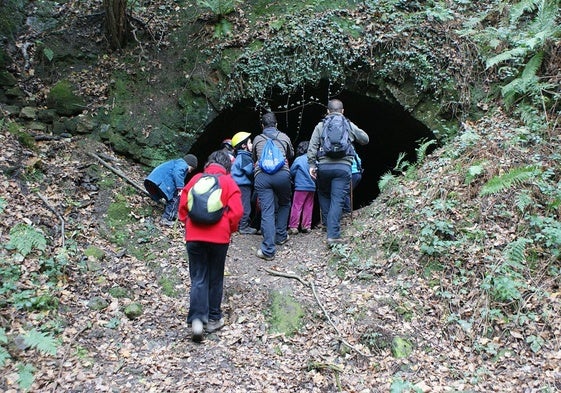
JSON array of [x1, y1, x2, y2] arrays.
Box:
[[1, 109, 560, 391]]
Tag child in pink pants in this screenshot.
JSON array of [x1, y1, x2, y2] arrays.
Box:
[[288, 141, 316, 234]]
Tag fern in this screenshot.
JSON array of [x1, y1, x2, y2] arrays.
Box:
[[509, 0, 541, 25], [486, 46, 528, 69], [515, 190, 534, 213], [0, 346, 9, 367], [17, 363, 34, 392], [479, 165, 541, 196], [393, 152, 410, 173], [5, 224, 47, 257], [378, 172, 396, 192], [501, 52, 545, 107], [197, 0, 238, 17], [503, 238, 532, 270], [415, 139, 437, 165], [23, 329, 58, 356], [465, 164, 485, 185], [0, 327, 8, 367]]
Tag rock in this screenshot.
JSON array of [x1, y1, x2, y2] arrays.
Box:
[[20, 106, 37, 120], [124, 302, 143, 319], [391, 336, 413, 358], [87, 296, 109, 311], [46, 80, 86, 116]]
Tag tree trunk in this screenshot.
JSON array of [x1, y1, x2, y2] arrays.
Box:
[[103, 0, 129, 50]]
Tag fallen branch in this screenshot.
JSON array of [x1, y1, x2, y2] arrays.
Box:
[[37, 192, 65, 248], [263, 267, 372, 358], [87, 152, 151, 197], [51, 323, 91, 393]]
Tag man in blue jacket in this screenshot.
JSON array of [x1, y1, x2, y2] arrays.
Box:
[[144, 154, 198, 226]]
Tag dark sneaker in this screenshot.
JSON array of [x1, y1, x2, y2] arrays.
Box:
[[205, 318, 225, 333], [276, 234, 290, 245], [191, 319, 203, 342], [301, 228, 311, 234], [239, 227, 258, 235], [256, 249, 274, 261]]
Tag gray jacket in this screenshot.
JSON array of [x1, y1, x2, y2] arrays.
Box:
[[307, 113, 369, 170]]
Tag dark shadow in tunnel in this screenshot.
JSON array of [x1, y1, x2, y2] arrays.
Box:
[[189, 81, 435, 217]]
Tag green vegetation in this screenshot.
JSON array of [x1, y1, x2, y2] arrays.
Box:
[[46, 80, 86, 116], [267, 290, 304, 336], [1, 221, 68, 390]]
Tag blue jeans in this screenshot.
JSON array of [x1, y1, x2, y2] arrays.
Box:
[[254, 170, 291, 257], [186, 241, 229, 324], [317, 163, 351, 239], [163, 194, 180, 221]]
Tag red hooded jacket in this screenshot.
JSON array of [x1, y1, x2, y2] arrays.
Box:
[[178, 163, 243, 244]]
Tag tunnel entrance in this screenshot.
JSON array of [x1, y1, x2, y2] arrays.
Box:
[[189, 82, 434, 215]]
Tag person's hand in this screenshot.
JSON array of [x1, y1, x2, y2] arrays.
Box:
[[309, 167, 317, 179]]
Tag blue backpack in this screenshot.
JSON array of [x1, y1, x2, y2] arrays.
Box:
[[258, 134, 285, 174]]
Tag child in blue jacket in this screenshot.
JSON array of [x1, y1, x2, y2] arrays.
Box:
[[288, 141, 316, 234], [231, 132, 258, 234]]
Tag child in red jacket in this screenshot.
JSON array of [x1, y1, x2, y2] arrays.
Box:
[[178, 150, 243, 342]]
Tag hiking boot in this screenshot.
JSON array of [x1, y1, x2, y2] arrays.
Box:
[[327, 237, 347, 246], [256, 249, 274, 261], [160, 218, 175, 227], [239, 227, 258, 235], [205, 318, 225, 333], [288, 227, 299, 235], [301, 228, 311, 234], [276, 234, 290, 245], [191, 318, 204, 342]]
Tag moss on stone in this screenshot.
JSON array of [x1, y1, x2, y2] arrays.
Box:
[[108, 286, 130, 299], [124, 302, 143, 319], [84, 246, 105, 260], [46, 80, 86, 116], [267, 290, 304, 336]]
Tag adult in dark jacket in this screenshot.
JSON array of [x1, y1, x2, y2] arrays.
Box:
[[144, 154, 198, 226], [307, 99, 369, 245], [178, 150, 243, 342], [252, 112, 294, 260]]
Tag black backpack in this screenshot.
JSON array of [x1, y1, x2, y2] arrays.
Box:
[[320, 114, 355, 159], [187, 174, 225, 224]]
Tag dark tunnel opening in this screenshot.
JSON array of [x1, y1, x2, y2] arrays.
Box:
[[189, 82, 435, 223]]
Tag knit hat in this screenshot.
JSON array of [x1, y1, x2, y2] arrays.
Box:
[[183, 154, 198, 169]]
